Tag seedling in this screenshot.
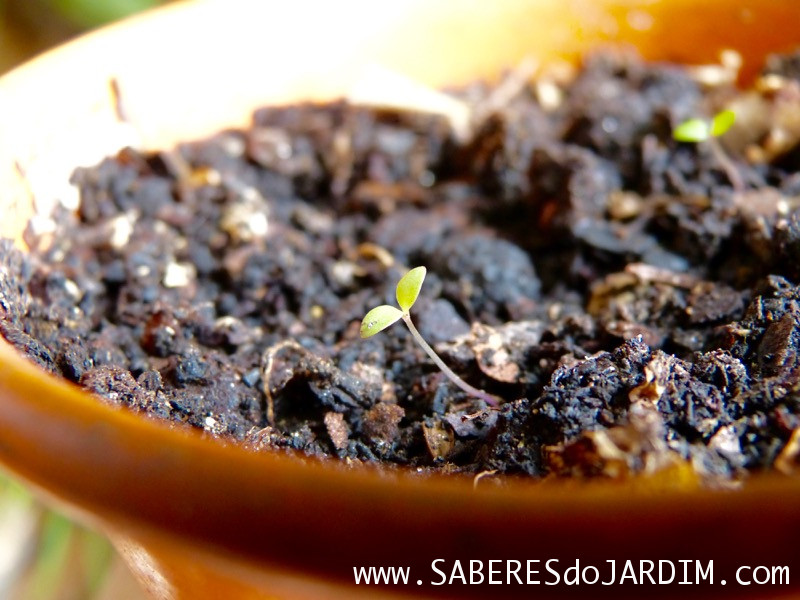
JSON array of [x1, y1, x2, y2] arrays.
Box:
[[673, 109, 744, 192], [360, 267, 500, 406]]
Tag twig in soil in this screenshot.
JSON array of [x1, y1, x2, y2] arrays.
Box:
[[360, 267, 501, 406], [355, 242, 396, 268], [473, 470, 499, 489], [625, 263, 700, 289], [109, 77, 129, 123], [261, 339, 307, 426], [471, 57, 538, 126], [460, 408, 498, 421], [347, 64, 472, 142]]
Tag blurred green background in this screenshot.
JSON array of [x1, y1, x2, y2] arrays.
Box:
[[1, 3, 171, 598], [0, 0, 169, 74]]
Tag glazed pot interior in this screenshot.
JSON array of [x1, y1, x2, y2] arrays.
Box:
[[1, 1, 800, 598]]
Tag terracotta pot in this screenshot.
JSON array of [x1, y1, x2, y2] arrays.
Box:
[[1, 1, 799, 598]]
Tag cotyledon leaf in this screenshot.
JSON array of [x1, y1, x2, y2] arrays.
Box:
[[673, 118, 709, 143], [396, 266, 426, 312], [360, 305, 403, 338], [710, 109, 736, 137]]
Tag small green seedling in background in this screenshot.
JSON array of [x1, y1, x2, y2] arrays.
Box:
[[361, 266, 500, 406], [673, 109, 736, 143], [673, 109, 743, 192]]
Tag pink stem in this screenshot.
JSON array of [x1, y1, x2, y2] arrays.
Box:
[[401, 314, 500, 406]]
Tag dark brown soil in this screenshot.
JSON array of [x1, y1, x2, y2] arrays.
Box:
[[4, 50, 800, 484]]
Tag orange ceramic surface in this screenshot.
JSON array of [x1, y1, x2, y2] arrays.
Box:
[[1, 1, 799, 598]]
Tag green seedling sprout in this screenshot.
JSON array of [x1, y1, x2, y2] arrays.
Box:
[[673, 109, 743, 192], [360, 266, 500, 406]]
